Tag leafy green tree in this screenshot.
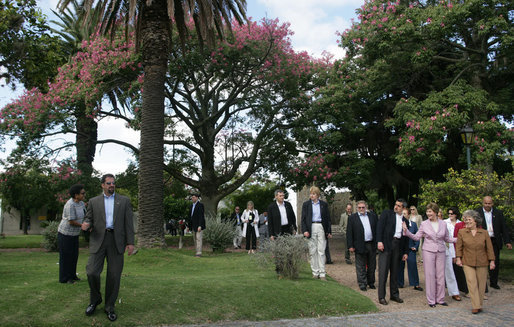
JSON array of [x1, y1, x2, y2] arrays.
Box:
[[160, 18, 327, 217], [287, 0, 513, 206], [0, 0, 66, 90]]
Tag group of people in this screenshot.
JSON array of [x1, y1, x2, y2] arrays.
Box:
[[56, 176, 511, 321], [344, 197, 511, 314]]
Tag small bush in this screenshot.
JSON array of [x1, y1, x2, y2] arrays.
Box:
[[41, 221, 60, 252], [254, 234, 309, 279], [203, 218, 235, 252]]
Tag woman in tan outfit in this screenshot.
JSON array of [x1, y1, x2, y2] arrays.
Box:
[[455, 210, 495, 314]]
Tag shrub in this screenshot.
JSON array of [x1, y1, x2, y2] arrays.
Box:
[[41, 220, 60, 252], [254, 234, 309, 279], [203, 218, 235, 252]]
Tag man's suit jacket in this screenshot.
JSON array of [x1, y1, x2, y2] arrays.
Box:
[[476, 207, 511, 249], [377, 209, 408, 255], [190, 201, 206, 231], [267, 201, 297, 237], [346, 211, 378, 254], [301, 200, 331, 238], [405, 219, 453, 253], [85, 193, 134, 254], [230, 212, 242, 228]]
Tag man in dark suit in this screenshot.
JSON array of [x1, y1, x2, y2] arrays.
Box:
[[301, 186, 332, 280], [82, 174, 135, 322], [190, 193, 206, 257], [267, 189, 297, 239], [376, 198, 409, 305], [476, 196, 512, 289], [347, 200, 378, 291]]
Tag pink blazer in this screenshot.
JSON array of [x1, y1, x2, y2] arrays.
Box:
[[404, 219, 455, 253]]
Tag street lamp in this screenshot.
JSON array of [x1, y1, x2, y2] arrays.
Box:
[[460, 125, 474, 169]]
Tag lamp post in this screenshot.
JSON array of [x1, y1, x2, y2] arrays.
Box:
[[460, 125, 474, 169]]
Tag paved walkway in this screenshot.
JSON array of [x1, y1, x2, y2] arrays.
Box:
[[170, 303, 514, 327]]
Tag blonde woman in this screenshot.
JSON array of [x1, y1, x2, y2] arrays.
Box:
[[241, 201, 259, 253]]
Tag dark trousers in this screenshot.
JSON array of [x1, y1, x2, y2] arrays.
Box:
[[325, 239, 332, 263], [280, 224, 292, 235], [58, 232, 79, 283], [341, 235, 351, 261], [245, 226, 257, 250], [489, 238, 501, 286], [398, 250, 419, 287], [355, 242, 376, 288], [86, 231, 124, 311], [378, 238, 401, 300], [453, 263, 469, 293]]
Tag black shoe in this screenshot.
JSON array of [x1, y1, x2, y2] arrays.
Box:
[[413, 286, 424, 291], [438, 302, 448, 306], [490, 284, 500, 290], [326, 261, 333, 264], [429, 304, 436, 308], [105, 310, 117, 322], [360, 286, 367, 291], [368, 284, 376, 289], [398, 285, 404, 288], [66, 280, 76, 284], [72, 276, 81, 281], [345, 259, 352, 265], [379, 298, 388, 305], [390, 296, 404, 303], [85, 300, 102, 316]]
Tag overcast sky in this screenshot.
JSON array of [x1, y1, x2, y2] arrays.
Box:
[[1, 0, 362, 174]]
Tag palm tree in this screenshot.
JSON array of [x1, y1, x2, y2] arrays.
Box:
[[57, 0, 247, 247]]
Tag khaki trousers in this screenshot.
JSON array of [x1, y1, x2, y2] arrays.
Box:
[[193, 230, 203, 255], [308, 223, 326, 277], [463, 265, 488, 310]]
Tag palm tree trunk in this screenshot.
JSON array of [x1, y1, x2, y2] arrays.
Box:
[[136, 0, 169, 248], [75, 103, 97, 177]]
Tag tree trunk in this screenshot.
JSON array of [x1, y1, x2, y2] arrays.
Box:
[[136, 0, 168, 248], [201, 196, 221, 221], [75, 103, 97, 177]]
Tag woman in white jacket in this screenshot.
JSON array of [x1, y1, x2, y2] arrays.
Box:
[[241, 201, 260, 254]]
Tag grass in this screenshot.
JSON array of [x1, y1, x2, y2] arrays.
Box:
[[0, 238, 377, 327]]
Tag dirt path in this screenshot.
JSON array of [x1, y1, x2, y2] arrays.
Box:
[[325, 232, 514, 313]]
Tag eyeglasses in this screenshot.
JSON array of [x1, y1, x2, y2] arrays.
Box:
[[105, 182, 115, 185], [357, 206, 366, 209], [448, 212, 455, 215]]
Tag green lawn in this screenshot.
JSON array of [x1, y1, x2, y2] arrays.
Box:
[[0, 238, 377, 327], [500, 248, 514, 283]]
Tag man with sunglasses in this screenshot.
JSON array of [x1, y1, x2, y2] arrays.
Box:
[[82, 174, 135, 322]]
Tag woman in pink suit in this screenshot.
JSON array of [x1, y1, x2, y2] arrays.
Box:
[[403, 203, 455, 307]]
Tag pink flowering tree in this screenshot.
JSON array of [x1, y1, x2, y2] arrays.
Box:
[[292, 0, 514, 205], [161, 18, 330, 217], [0, 30, 141, 176]]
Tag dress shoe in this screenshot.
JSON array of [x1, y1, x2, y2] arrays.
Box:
[[72, 276, 81, 281], [326, 261, 333, 264], [379, 298, 388, 305], [390, 296, 404, 303], [472, 309, 479, 314], [438, 302, 448, 306], [429, 304, 436, 308], [85, 300, 102, 316], [368, 284, 376, 289], [345, 259, 352, 265], [360, 286, 367, 291], [66, 280, 76, 284], [452, 295, 461, 301], [398, 285, 404, 288], [413, 286, 423, 291], [105, 310, 117, 322], [490, 284, 500, 290]]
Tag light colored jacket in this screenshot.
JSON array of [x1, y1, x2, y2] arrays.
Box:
[[404, 219, 455, 253], [241, 209, 260, 238]]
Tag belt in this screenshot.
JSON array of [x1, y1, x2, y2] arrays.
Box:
[[365, 241, 373, 244], [312, 222, 322, 224], [393, 237, 402, 240], [106, 228, 114, 233]]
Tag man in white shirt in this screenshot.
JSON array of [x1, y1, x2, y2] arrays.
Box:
[[267, 190, 297, 239]]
